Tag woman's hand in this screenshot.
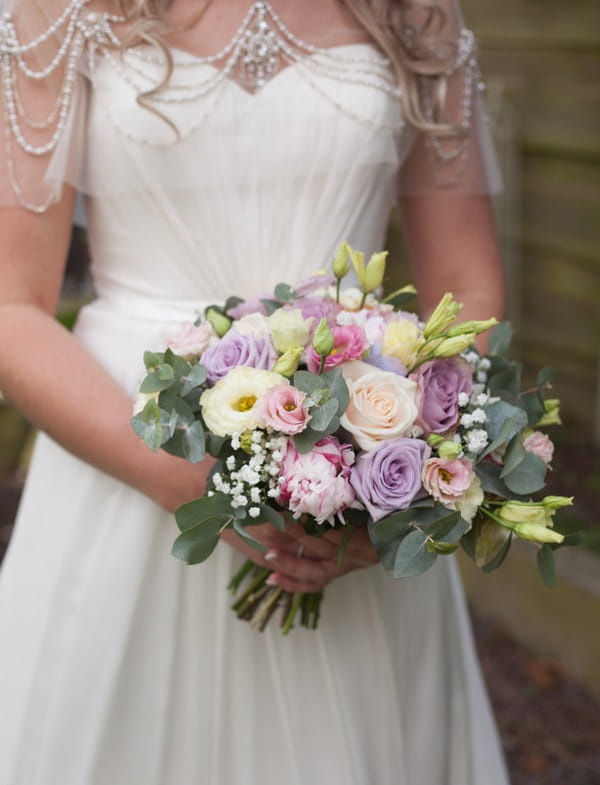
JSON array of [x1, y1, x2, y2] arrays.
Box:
[[222, 520, 379, 594]]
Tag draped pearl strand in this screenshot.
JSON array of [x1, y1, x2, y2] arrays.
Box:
[[0, 0, 482, 211]]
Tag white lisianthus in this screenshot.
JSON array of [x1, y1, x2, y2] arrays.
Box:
[[267, 308, 312, 354], [334, 287, 378, 311], [234, 312, 271, 339], [200, 367, 284, 437], [457, 474, 484, 523]]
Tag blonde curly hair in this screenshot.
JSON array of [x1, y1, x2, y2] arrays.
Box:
[[115, 0, 458, 134]]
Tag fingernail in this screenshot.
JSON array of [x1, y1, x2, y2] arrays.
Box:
[[266, 574, 278, 586], [264, 550, 278, 562]]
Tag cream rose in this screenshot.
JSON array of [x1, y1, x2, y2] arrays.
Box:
[[340, 361, 418, 451], [267, 308, 313, 353], [200, 367, 283, 437], [234, 312, 271, 339]]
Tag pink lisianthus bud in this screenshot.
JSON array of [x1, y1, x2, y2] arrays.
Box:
[[523, 430, 554, 465], [306, 324, 368, 373], [255, 384, 311, 435]]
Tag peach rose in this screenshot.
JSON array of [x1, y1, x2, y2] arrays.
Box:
[[340, 361, 418, 451]]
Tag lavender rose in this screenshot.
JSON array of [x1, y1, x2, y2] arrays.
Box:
[[201, 328, 277, 384], [350, 437, 431, 522], [409, 357, 473, 435]]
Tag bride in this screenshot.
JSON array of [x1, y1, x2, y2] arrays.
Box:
[[0, 0, 510, 783]]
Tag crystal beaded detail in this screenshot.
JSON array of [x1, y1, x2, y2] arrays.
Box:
[[0, 0, 483, 210]]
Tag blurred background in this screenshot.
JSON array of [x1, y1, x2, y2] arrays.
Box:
[[0, 1, 599, 783]]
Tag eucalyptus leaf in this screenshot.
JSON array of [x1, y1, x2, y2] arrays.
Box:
[[424, 513, 469, 543], [131, 412, 163, 452], [536, 367, 556, 388], [393, 529, 438, 578], [475, 518, 511, 568], [207, 434, 228, 458], [224, 295, 244, 313], [369, 513, 414, 550], [481, 534, 512, 572], [482, 400, 528, 457], [274, 283, 297, 302], [537, 543, 556, 587], [520, 390, 546, 428], [159, 391, 195, 427], [171, 517, 227, 564], [322, 369, 350, 415], [475, 462, 512, 497], [175, 493, 233, 532], [181, 364, 208, 397], [384, 290, 417, 310], [182, 421, 206, 463], [487, 364, 521, 396], [293, 370, 327, 395], [140, 370, 177, 394], [503, 452, 547, 495], [143, 350, 164, 369], [260, 298, 280, 315], [500, 434, 526, 478], [258, 504, 286, 532], [310, 399, 338, 431], [487, 322, 512, 356], [232, 518, 269, 554], [293, 427, 325, 454]]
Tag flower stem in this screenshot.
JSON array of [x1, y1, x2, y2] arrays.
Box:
[[281, 592, 304, 635]]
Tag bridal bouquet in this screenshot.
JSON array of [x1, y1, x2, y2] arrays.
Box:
[[132, 244, 574, 633]]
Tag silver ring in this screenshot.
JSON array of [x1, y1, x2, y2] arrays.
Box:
[[296, 544, 305, 558]]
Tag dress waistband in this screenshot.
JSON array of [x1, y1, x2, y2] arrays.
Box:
[[88, 291, 216, 323]]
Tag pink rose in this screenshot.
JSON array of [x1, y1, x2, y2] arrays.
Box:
[[523, 431, 554, 465], [422, 457, 475, 511], [166, 321, 215, 359], [277, 438, 358, 524], [255, 384, 311, 435], [306, 324, 367, 373]]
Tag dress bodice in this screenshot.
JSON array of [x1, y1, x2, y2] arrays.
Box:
[[83, 41, 405, 309]]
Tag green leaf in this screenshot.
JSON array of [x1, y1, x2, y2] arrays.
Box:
[[175, 493, 232, 532], [258, 504, 286, 532], [487, 322, 512, 356], [206, 434, 228, 458], [293, 370, 327, 395], [475, 462, 512, 497], [424, 513, 469, 543], [159, 391, 195, 427], [482, 400, 528, 457], [181, 364, 207, 397], [131, 412, 164, 452], [323, 368, 350, 415], [171, 517, 227, 564], [143, 350, 163, 369], [232, 518, 268, 554], [500, 434, 527, 478], [481, 534, 512, 572], [182, 421, 206, 463], [293, 427, 325, 454], [309, 399, 338, 431], [369, 511, 414, 548], [384, 290, 417, 310], [393, 529, 438, 577], [475, 517, 511, 568], [260, 298, 280, 315], [503, 451, 547, 495], [536, 367, 556, 388], [537, 543, 556, 587], [140, 370, 177, 394], [487, 364, 522, 397], [224, 296, 244, 313], [274, 283, 297, 301], [520, 390, 546, 428]]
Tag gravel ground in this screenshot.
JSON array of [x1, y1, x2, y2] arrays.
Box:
[[1, 473, 599, 784]]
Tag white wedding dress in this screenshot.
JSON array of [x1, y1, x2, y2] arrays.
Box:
[[0, 2, 510, 783]]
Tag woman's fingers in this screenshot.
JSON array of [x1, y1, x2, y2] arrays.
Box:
[[265, 549, 340, 592]]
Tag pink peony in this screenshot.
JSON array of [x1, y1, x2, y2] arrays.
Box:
[[166, 321, 216, 359], [277, 438, 358, 524], [255, 384, 311, 435], [523, 431, 554, 465], [422, 457, 475, 510], [306, 324, 368, 372]]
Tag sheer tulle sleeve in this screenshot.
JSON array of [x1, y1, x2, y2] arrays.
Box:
[[396, 0, 502, 197], [0, 0, 97, 212]]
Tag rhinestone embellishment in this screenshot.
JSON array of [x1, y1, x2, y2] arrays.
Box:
[[240, 3, 280, 88]]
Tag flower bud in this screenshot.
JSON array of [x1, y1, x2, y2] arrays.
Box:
[[363, 251, 388, 292], [312, 318, 335, 357], [432, 334, 476, 358], [239, 430, 255, 455], [438, 440, 463, 459], [423, 293, 463, 338], [205, 308, 232, 337], [332, 242, 350, 280], [427, 433, 444, 448], [446, 318, 498, 337], [272, 345, 304, 377], [513, 523, 565, 544], [536, 398, 562, 427], [347, 244, 366, 289], [541, 495, 573, 510]]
